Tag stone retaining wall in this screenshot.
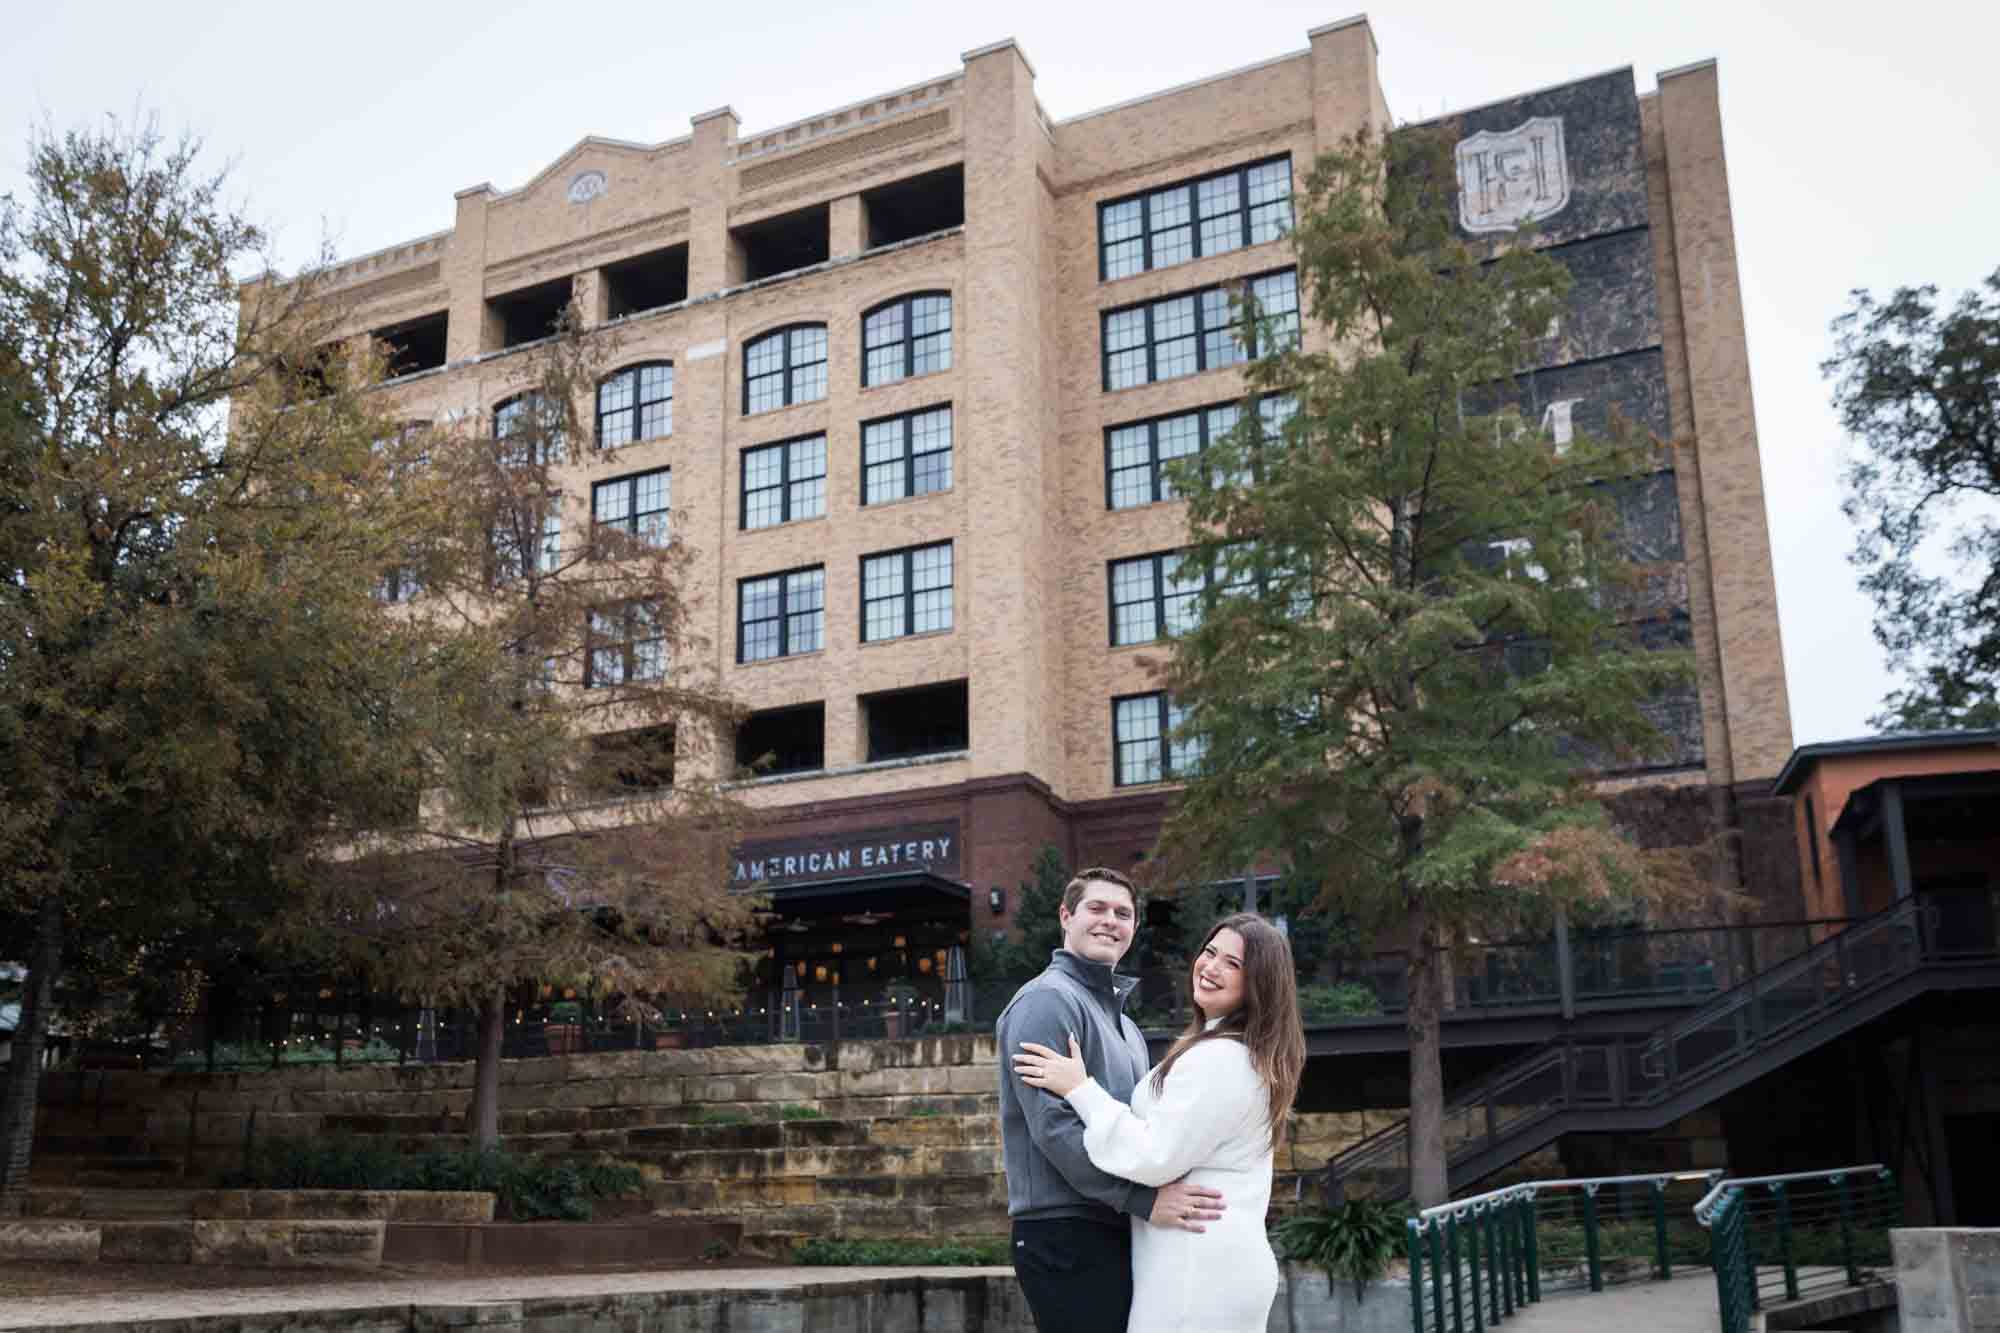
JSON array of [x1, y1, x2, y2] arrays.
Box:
[[4, 1268, 1413, 1333], [0, 1217, 385, 1269]]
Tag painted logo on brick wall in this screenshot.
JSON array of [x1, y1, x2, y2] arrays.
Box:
[[1456, 117, 1570, 234]]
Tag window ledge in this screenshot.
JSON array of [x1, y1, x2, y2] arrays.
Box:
[[739, 513, 830, 536], [727, 748, 969, 791], [742, 396, 830, 423], [860, 365, 955, 395], [597, 432, 672, 452], [735, 647, 825, 669], [862, 486, 954, 513], [1102, 364, 1250, 397], [1096, 235, 1293, 291], [860, 626, 955, 649]]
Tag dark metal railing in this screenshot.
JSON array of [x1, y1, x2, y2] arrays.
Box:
[[1329, 895, 1996, 1200], [1696, 1165, 1900, 1331]]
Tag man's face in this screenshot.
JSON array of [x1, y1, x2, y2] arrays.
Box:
[[1059, 880, 1137, 967]]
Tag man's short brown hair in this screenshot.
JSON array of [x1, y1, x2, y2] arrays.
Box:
[[1061, 866, 1138, 916]]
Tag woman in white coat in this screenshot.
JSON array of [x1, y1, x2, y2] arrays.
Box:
[[1014, 912, 1306, 1333]]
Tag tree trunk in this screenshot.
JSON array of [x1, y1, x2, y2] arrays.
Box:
[[1405, 906, 1448, 1208], [467, 984, 505, 1149], [0, 895, 64, 1212]]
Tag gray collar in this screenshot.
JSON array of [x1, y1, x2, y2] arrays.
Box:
[[1049, 948, 1138, 1000]]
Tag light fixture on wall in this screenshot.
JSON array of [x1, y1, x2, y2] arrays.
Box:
[[988, 886, 1006, 915]]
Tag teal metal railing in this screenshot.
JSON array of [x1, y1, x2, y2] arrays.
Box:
[[1405, 1171, 1719, 1333], [1696, 1164, 1900, 1330]]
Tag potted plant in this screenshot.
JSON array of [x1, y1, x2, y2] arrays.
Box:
[[544, 999, 585, 1055]]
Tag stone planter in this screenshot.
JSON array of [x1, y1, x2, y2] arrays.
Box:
[[1267, 1261, 1412, 1333]]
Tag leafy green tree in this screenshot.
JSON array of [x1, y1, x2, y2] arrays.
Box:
[[1153, 129, 1703, 1206], [0, 120, 446, 1206], [972, 846, 1071, 979], [1826, 268, 2000, 730], [282, 315, 756, 1147]]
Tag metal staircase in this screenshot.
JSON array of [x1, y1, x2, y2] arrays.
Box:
[[1324, 896, 2000, 1200]]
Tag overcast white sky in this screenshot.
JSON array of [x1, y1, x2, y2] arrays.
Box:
[[8, 1, 1997, 749]]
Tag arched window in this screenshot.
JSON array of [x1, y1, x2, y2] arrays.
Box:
[[743, 324, 828, 415], [862, 292, 952, 386], [596, 362, 673, 448], [493, 391, 565, 465]]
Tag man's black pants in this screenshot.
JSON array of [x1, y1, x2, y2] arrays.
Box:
[[1011, 1216, 1132, 1333]]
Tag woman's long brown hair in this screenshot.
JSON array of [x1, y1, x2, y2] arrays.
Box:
[[1149, 912, 1306, 1150]]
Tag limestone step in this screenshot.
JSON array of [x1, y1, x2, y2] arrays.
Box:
[[655, 1093, 998, 1123], [625, 1142, 1001, 1182], [648, 1171, 1007, 1213], [661, 1199, 1012, 1254], [21, 1187, 494, 1223], [29, 1154, 183, 1186], [627, 1114, 996, 1152]]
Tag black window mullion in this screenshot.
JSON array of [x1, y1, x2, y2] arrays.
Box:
[[1151, 555, 1169, 643], [1144, 303, 1157, 385], [903, 299, 916, 381], [1157, 694, 1175, 779], [776, 578, 790, 657], [902, 418, 916, 497], [1185, 183, 1202, 262], [1238, 165, 1254, 250], [777, 445, 792, 524], [900, 550, 916, 636], [1140, 192, 1153, 273], [1191, 293, 1208, 374], [1149, 421, 1165, 505]]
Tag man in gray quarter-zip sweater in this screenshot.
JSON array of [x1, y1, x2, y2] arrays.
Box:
[[996, 866, 1226, 1333]]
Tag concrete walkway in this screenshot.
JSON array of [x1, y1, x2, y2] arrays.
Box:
[[1498, 1273, 1720, 1332], [0, 1266, 1009, 1330]]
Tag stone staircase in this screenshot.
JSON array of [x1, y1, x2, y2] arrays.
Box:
[[29, 1034, 1428, 1258]]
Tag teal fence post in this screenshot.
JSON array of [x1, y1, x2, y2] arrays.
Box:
[[1498, 1201, 1514, 1317], [1583, 1184, 1604, 1293], [1410, 1220, 1427, 1333], [1524, 1195, 1540, 1302], [1468, 1213, 1485, 1333], [1434, 1220, 1450, 1333], [1652, 1178, 1672, 1280], [1512, 1192, 1528, 1296], [1773, 1182, 1800, 1302], [1448, 1216, 1464, 1328], [1836, 1173, 1859, 1288]]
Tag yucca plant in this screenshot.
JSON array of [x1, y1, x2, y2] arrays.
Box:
[[1272, 1198, 1406, 1301]]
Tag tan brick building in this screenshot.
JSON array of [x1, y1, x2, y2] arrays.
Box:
[[295, 18, 1793, 988]]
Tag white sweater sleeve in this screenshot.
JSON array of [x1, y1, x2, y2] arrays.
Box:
[[1066, 1039, 1260, 1187]]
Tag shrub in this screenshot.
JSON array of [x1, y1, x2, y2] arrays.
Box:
[[1295, 983, 1380, 1022], [905, 1103, 945, 1119], [171, 1037, 401, 1071], [1272, 1198, 1405, 1301], [226, 1138, 639, 1221], [792, 1236, 1008, 1266], [692, 1108, 748, 1126], [778, 1104, 824, 1121]]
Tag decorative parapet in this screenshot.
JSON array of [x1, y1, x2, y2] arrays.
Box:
[[318, 232, 451, 295], [729, 74, 962, 167]]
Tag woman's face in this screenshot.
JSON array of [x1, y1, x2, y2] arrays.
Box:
[[1191, 927, 1248, 1020]]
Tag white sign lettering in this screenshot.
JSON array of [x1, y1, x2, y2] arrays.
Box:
[[1456, 117, 1571, 234], [731, 832, 954, 885]]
